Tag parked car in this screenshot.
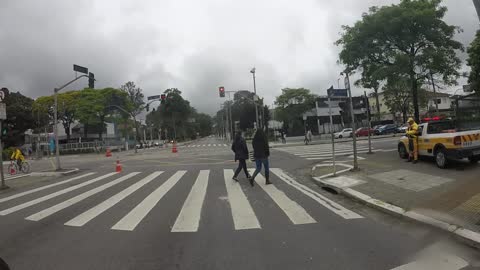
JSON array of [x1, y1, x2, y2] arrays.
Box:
[[355, 127, 374, 137], [334, 128, 353, 139], [374, 124, 398, 135], [396, 124, 409, 134]]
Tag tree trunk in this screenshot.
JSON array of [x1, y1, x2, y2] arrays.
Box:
[[409, 47, 420, 122], [374, 86, 381, 120]]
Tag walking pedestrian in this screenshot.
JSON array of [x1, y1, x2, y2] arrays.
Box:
[[249, 129, 271, 186], [231, 132, 251, 181]]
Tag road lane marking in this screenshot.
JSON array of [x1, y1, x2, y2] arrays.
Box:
[[270, 168, 363, 219], [250, 170, 316, 225], [389, 254, 468, 270], [0, 173, 96, 204], [202, 144, 206, 147], [112, 170, 186, 231], [171, 170, 209, 232], [0, 172, 117, 215], [26, 172, 140, 221], [64, 172, 163, 227], [224, 169, 261, 230], [223, 144, 227, 147]]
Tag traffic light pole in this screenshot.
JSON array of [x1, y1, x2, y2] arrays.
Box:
[[53, 74, 89, 171], [0, 120, 7, 190], [252, 71, 260, 129], [345, 73, 359, 170]]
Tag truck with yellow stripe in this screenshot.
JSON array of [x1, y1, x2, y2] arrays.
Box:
[[398, 120, 480, 168]]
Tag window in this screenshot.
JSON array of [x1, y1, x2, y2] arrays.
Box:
[[435, 98, 441, 104]]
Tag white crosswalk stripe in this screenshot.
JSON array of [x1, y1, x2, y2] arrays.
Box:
[[172, 170, 209, 232], [270, 168, 363, 219], [26, 172, 140, 221], [0, 173, 95, 204], [250, 169, 316, 225], [224, 169, 261, 230], [64, 171, 163, 227], [0, 168, 363, 232], [275, 143, 376, 160], [0, 172, 117, 215], [112, 171, 186, 231]]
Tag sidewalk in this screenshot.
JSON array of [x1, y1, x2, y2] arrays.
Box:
[[311, 151, 480, 246]]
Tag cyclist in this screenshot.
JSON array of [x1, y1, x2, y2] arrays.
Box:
[[10, 148, 25, 170]]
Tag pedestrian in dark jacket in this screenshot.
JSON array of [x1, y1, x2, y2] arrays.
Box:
[[231, 132, 251, 181], [250, 129, 271, 186]]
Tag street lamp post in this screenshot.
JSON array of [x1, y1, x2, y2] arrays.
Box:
[[343, 71, 359, 170], [53, 68, 90, 170], [250, 68, 260, 129]]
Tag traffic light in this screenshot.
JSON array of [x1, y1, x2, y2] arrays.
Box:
[[88, 72, 95, 89], [219, 86, 225, 97], [160, 94, 166, 104]]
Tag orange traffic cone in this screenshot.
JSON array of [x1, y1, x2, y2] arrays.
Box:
[[172, 142, 178, 153], [106, 147, 112, 157], [116, 158, 122, 172]]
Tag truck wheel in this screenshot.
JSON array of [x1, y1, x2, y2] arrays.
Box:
[[468, 156, 479, 164], [435, 148, 448, 169], [398, 144, 408, 159]]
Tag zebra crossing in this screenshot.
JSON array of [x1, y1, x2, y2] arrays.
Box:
[[184, 143, 229, 148], [275, 143, 376, 160], [0, 168, 362, 233]]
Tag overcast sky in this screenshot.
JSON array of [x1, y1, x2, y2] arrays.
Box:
[[0, 0, 478, 114]]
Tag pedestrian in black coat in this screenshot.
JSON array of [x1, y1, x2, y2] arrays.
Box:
[[250, 129, 271, 186], [231, 132, 251, 181]]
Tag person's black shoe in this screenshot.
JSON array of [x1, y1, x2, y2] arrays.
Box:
[[265, 180, 272, 185], [249, 177, 255, 187], [412, 160, 418, 164], [232, 177, 238, 182]]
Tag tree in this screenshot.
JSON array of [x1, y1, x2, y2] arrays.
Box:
[[383, 76, 428, 123], [32, 91, 80, 141], [120, 82, 145, 143], [2, 91, 35, 147], [336, 0, 463, 122], [274, 88, 317, 135], [467, 31, 480, 93]]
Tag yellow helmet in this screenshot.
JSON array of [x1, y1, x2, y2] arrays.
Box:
[[407, 117, 414, 123]]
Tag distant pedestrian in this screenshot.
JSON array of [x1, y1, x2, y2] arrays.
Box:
[[250, 129, 271, 186], [231, 132, 251, 181], [307, 129, 313, 142]]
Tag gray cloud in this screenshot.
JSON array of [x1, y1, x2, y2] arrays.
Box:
[[0, 0, 478, 114]]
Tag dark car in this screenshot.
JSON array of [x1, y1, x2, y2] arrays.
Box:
[[355, 127, 374, 137], [375, 124, 398, 135]]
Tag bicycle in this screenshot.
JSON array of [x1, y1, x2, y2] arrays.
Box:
[[8, 160, 31, 175]]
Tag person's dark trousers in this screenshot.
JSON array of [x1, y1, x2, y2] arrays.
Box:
[[251, 158, 270, 180], [233, 159, 249, 178]]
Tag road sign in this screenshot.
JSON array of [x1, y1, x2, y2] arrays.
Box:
[[147, 95, 161, 100], [0, 103, 6, 120], [73, 64, 88, 74], [327, 88, 347, 97]]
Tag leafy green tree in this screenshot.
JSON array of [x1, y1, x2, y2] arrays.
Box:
[[336, 0, 463, 122], [33, 91, 80, 140], [467, 31, 480, 93], [120, 82, 145, 142], [2, 91, 35, 147], [383, 76, 428, 123], [274, 88, 317, 135]]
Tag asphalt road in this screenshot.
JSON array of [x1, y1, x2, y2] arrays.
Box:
[[0, 136, 478, 270]]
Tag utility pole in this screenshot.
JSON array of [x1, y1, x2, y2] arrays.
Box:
[[365, 91, 373, 154], [328, 95, 336, 176], [430, 72, 439, 115], [345, 72, 359, 170], [251, 68, 260, 129]]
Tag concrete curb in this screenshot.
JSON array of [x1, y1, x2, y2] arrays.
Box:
[[30, 168, 80, 177], [310, 165, 480, 249]]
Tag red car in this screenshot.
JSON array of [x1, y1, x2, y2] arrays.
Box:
[[355, 127, 374, 137]]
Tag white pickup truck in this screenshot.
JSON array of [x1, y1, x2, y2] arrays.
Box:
[[398, 120, 480, 168]]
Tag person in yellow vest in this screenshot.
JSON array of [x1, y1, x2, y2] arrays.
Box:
[[10, 148, 25, 169], [406, 118, 419, 164]]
